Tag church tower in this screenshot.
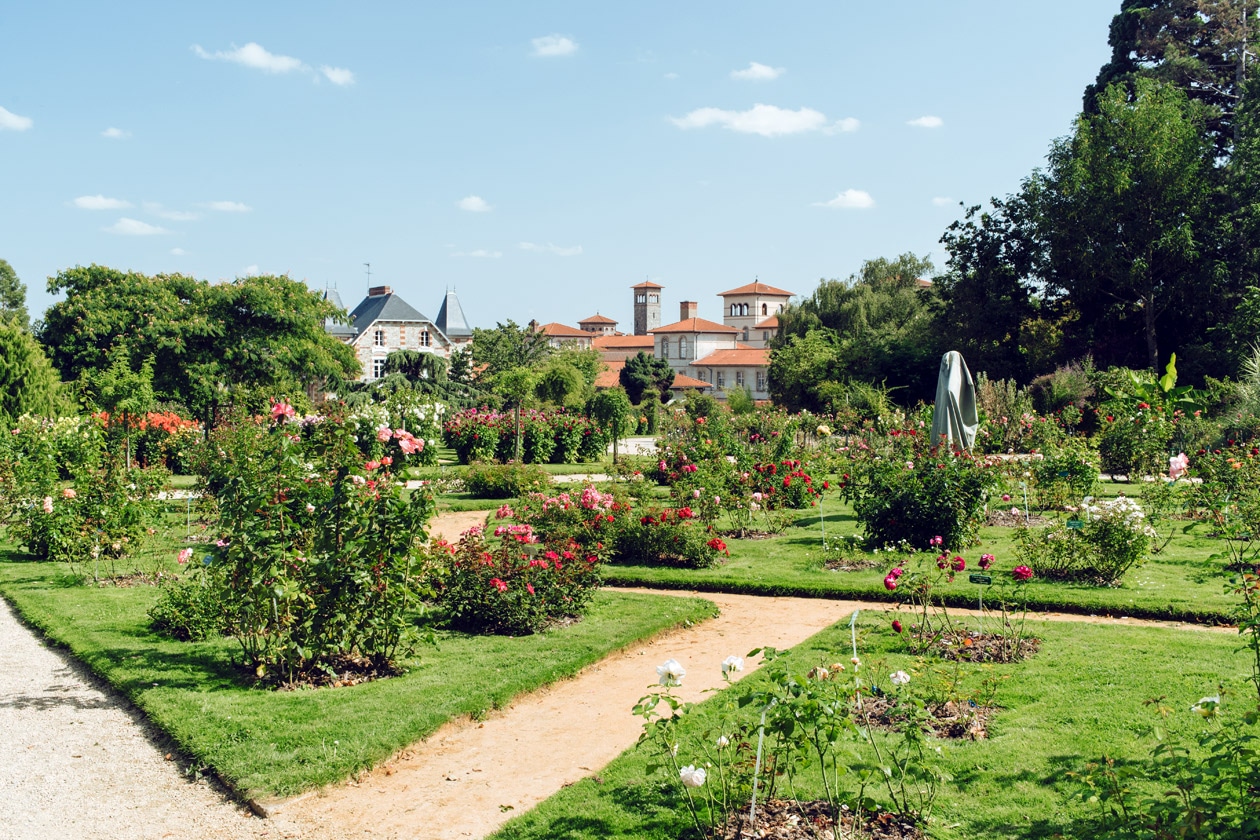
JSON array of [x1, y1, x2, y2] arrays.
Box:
[[631, 281, 663, 335]]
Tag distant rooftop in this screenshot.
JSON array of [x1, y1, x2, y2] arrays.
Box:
[[348, 287, 431, 329], [435, 289, 472, 337], [717, 281, 794, 298]]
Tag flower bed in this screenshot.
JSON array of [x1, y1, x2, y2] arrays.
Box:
[[442, 408, 609, 464]]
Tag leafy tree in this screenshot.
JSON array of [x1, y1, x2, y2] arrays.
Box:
[[1085, 0, 1259, 152], [768, 331, 843, 413], [534, 360, 587, 408], [0, 259, 28, 329], [495, 367, 537, 462], [38, 266, 357, 425], [775, 254, 942, 403], [80, 345, 156, 469], [619, 351, 674, 403], [725, 385, 755, 415], [470, 321, 552, 382], [0, 322, 66, 425], [589, 387, 632, 463], [1046, 78, 1217, 371], [383, 349, 448, 383]]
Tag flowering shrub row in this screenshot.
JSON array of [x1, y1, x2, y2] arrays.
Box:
[[1015, 495, 1154, 585], [443, 408, 609, 464]]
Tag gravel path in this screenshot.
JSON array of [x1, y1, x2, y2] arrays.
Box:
[[0, 595, 286, 840]]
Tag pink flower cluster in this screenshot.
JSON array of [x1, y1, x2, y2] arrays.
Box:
[[884, 566, 904, 591]]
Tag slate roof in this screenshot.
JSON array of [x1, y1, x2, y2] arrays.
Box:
[[348, 291, 431, 331], [717, 281, 794, 297], [435, 290, 472, 337], [322, 288, 358, 337]]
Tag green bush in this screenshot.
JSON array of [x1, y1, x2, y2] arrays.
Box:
[[149, 576, 228, 641], [464, 463, 551, 498], [1097, 404, 1175, 478], [841, 441, 997, 551], [1032, 436, 1100, 510], [614, 507, 725, 568], [1015, 496, 1154, 585]]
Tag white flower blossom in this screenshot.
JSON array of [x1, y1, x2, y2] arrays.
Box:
[[721, 655, 744, 675], [657, 658, 686, 687], [1191, 695, 1221, 718], [716, 735, 730, 748], [890, 670, 911, 686], [679, 765, 707, 788]]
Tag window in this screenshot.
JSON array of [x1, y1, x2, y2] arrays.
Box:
[[420, 330, 431, 347], [756, 371, 766, 391], [735, 370, 745, 387], [661, 339, 669, 359], [742, 304, 749, 316], [649, 294, 659, 303], [716, 371, 725, 388], [373, 329, 385, 347], [730, 303, 738, 317], [679, 337, 688, 358], [636, 294, 646, 304], [742, 327, 749, 342], [763, 331, 770, 343], [761, 303, 768, 315], [372, 358, 387, 379]]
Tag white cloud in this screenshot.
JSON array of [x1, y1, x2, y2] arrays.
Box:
[[519, 241, 582, 257], [451, 249, 502, 259], [170, 247, 187, 256], [204, 200, 252, 213], [671, 103, 829, 137], [531, 34, 578, 57], [73, 194, 132, 210], [812, 189, 875, 209], [457, 195, 492, 213], [0, 106, 33, 131], [932, 196, 955, 207], [143, 202, 199, 221], [731, 62, 784, 81], [193, 42, 305, 74], [101, 127, 130, 139], [321, 66, 355, 86], [908, 115, 944, 128], [242, 264, 260, 277], [104, 217, 169, 235], [824, 117, 861, 134]]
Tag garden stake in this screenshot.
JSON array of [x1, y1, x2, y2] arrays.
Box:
[[749, 705, 769, 830], [849, 609, 861, 661]]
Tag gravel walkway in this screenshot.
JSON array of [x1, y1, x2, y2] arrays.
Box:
[[0, 595, 289, 840]]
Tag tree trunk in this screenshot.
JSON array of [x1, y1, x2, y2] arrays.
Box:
[[1144, 293, 1159, 371], [514, 403, 522, 462]]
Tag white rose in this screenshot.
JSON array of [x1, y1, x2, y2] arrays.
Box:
[[657, 658, 686, 687], [721, 655, 744, 675], [890, 670, 911, 686], [679, 765, 706, 788]]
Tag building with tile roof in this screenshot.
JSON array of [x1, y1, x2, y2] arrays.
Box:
[[578, 313, 618, 335], [529, 320, 594, 350], [326, 285, 472, 381], [718, 280, 794, 346]]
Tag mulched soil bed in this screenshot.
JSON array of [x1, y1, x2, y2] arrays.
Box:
[[860, 693, 995, 740], [721, 798, 923, 840], [824, 556, 883, 572], [933, 629, 1040, 663], [268, 654, 403, 691], [984, 509, 1052, 527]]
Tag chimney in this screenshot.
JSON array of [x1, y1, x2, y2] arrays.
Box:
[[368, 285, 392, 297], [680, 301, 698, 320], [528, 318, 540, 333]]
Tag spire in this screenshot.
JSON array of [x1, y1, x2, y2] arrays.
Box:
[[436, 289, 472, 337]]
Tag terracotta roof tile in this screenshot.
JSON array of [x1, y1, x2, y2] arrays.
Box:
[[650, 317, 738, 334], [717, 281, 794, 297], [537, 322, 589, 338], [754, 314, 780, 328], [694, 348, 770, 366]]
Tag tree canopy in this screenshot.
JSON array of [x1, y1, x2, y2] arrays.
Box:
[[619, 351, 674, 404], [0, 322, 67, 426], [0, 259, 28, 329], [39, 265, 359, 423]]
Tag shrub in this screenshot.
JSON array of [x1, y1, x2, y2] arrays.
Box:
[[1015, 496, 1154, 585], [614, 507, 726, 568], [841, 443, 998, 550], [1097, 404, 1174, 478], [751, 459, 821, 509], [1031, 436, 1100, 510], [431, 523, 602, 635], [464, 462, 551, 498], [149, 576, 228, 641], [192, 405, 435, 682]]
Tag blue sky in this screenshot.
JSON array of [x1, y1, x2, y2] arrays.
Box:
[[1, 2, 1117, 332]]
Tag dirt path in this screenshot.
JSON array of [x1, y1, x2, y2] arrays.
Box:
[[263, 590, 867, 840]]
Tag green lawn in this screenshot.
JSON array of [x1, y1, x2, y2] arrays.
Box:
[[491, 615, 1254, 840], [0, 552, 717, 800], [602, 483, 1241, 624]]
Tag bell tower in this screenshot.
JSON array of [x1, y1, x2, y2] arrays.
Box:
[[631, 280, 663, 335]]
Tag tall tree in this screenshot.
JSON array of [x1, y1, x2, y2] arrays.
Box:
[[619, 351, 674, 403], [39, 266, 358, 424], [0, 322, 66, 426], [1046, 78, 1217, 370], [1085, 0, 1260, 153], [470, 321, 552, 383], [0, 259, 28, 329]]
